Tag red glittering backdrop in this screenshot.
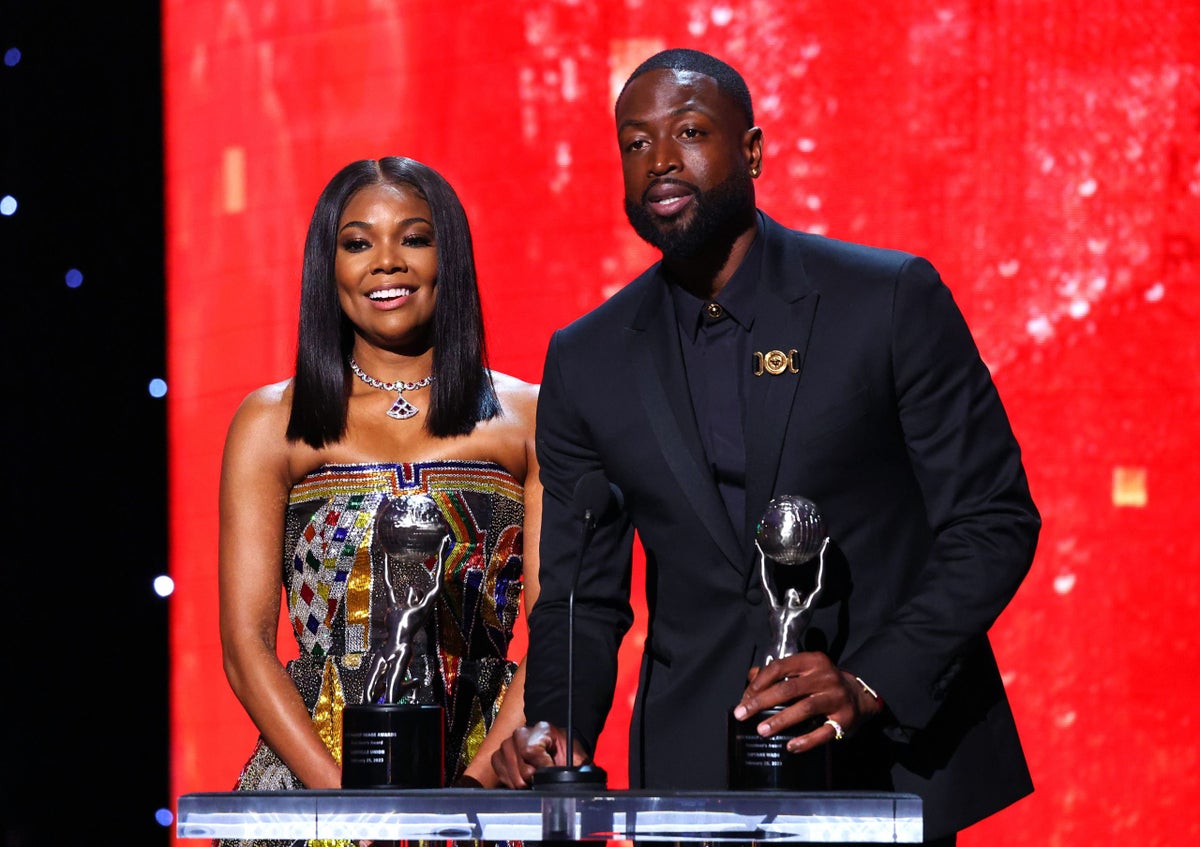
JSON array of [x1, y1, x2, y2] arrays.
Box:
[[166, 2, 1200, 844]]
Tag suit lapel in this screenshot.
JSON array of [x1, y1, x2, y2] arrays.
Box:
[[626, 271, 744, 570], [744, 219, 820, 552]]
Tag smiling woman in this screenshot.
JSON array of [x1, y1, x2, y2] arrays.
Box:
[[333, 182, 439, 361], [214, 157, 542, 843]]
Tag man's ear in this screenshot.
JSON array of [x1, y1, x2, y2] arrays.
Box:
[[745, 126, 764, 178]]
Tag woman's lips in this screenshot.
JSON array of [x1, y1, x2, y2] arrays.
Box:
[[366, 286, 412, 308]]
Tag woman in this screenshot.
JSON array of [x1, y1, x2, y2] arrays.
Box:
[[218, 157, 539, 809]]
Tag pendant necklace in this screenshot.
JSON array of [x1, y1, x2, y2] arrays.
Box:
[[349, 357, 434, 420]]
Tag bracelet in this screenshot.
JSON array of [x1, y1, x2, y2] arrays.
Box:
[[854, 675, 881, 702]]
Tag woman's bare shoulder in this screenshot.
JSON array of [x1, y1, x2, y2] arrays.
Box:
[[238, 377, 293, 410], [489, 371, 539, 425], [226, 378, 295, 441], [489, 370, 539, 405]]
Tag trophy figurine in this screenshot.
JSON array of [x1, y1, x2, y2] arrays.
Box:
[[342, 493, 450, 789], [728, 495, 832, 790]]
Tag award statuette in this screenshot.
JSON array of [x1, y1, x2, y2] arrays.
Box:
[[342, 493, 450, 789], [728, 495, 831, 790]]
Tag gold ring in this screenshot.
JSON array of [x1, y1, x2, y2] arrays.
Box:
[[824, 718, 844, 741]]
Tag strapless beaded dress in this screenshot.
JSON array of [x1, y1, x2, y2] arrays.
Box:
[[227, 460, 524, 804]]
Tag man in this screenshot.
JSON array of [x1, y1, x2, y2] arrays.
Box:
[[495, 48, 1040, 845]]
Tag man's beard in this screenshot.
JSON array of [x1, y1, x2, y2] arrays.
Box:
[[624, 169, 754, 260]]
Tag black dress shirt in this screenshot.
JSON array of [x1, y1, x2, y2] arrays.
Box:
[[667, 220, 765, 543]]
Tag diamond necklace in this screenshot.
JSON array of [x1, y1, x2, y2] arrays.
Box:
[[349, 356, 434, 420]]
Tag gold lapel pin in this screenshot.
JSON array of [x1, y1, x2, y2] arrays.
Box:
[[754, 349, 800, 376]]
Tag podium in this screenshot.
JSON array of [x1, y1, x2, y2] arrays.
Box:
[[177, 789, 922, 842]]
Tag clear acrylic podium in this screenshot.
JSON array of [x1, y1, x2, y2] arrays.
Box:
[[176, 789, 922, 842]]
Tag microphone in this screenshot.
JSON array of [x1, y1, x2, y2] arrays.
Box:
[[533, 470, 620, 790], [574, 467, 617, 548]]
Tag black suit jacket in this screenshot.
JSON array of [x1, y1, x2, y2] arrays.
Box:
[[525, 213, 1040, 839]]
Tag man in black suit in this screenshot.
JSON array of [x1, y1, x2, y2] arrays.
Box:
[[494, 48, 1040, 845]]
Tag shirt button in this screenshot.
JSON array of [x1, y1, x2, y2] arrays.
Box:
[[705, 302, 724, 319]]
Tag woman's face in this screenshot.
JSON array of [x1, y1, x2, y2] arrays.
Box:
[[335, 182, 438, 353]]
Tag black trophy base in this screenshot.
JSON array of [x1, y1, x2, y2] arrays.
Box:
[[532, 763, 609, 790], [727, 705, 831, 790], [342, 703, 444, 789]]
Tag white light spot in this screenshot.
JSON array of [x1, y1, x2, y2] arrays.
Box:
[[1053, 573, 1076, 595], [805, 195, 821, 211], [561, 57, 578, 101], [1078, 178, 1098, 197], [797, 137, 817, 153], [1055, 711, 1077, 728], [1086, 237, 1108, 255], [154, 575, 175, 597], [149, 378, 168, 398], [1145, 283, 1164, 302], [711, 6, 734, 25], [0, 195, 16, 216], [997, 259, 1020, 278], [1026, 314, 1053, 342], [1068, 299, 1090, 319]]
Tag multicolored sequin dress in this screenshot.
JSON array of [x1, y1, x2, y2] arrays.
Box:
[[223, 460, 524, 843]]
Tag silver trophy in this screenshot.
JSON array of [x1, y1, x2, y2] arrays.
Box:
[[343, 493, 450, 788], [728, 495, 832, 790], [362, 493, 450, 705], [755, 495, 829, 663]]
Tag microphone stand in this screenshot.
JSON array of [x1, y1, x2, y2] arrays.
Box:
[[533, 499, 608, 790]]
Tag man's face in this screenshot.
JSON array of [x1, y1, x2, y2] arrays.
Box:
[[615, 68, 760, 258]]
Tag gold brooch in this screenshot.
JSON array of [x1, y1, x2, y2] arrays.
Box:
[[754, 349, 800, 376]]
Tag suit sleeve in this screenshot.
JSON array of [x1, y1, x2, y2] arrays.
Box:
[[842, 256, 1041, 730], [524, 329, 635, 753]]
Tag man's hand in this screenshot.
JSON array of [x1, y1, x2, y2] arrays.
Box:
[[491, 721, 571, 788], [731, 652, 883, 753]]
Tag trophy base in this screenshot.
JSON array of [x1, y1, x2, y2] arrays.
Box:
[[727, 706, 831, 790], [342, 703, 444, 789]]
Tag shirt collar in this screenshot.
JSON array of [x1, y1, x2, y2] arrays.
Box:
[[667, 214, 764, 341]]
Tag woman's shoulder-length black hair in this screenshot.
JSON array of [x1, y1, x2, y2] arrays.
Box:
[[285, 156, 501, 448]]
